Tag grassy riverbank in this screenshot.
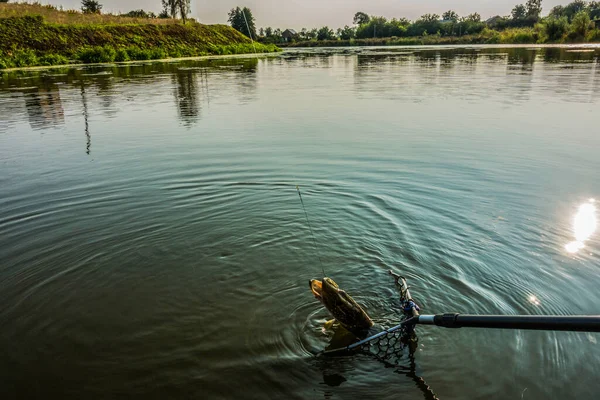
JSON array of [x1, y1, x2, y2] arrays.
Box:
[[0, 4, 278, 69]]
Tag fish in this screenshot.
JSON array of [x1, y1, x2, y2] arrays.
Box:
[[309, 277, 374, 336]]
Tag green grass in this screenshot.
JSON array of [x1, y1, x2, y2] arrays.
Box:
[[0, 2, 180, 25], [0, 15, 280, 69]]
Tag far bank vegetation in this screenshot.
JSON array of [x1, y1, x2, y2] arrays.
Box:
[[256, 0, 600, 46]]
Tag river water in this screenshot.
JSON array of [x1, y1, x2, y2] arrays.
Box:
[[1, 46, 599, 399]]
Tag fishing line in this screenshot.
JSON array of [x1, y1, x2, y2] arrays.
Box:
[[296, 185, 326, 278], [241, 9, 258, 56]]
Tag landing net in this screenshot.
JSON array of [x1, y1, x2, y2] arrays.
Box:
[[321, 270, 420, 365], [322, 318, 416, 366]]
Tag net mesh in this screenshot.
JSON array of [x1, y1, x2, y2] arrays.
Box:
[[363, 328, 404, 358], [359, 325, 417, 366], [323, 321, 416, 366]]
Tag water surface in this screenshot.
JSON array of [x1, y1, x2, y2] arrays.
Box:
[[1, 46, 600, 399]]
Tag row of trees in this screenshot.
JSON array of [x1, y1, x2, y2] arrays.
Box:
[[78, 1, 191, 22], [506, 0, 543, 26], [543, 3, 600, 39], [258, 12, 486, 43], [254, 0, 600, 43], [550, 0, 600, 20]]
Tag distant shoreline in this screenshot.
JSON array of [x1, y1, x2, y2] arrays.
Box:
[[280, 33, 600, 48], [283, 43, 600, 50]]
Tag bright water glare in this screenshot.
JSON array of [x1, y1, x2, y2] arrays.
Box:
[[1, 46, 600, 400], [566, 200, 597, 253]]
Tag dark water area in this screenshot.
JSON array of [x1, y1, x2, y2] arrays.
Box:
[[1, 46, 599, 399]]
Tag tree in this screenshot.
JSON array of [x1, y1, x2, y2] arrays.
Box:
[[81, 0, 102, 14], [511, 4, 527, 20], [549, 5, 566, 18], [264, 27, 273, 37], [299, 28, 308, 40], [392, 17, 411, 26], [162, 0, 176, 18], [589, 2, 600, 20], [337, 25, 356, 40], [0, 0, 9, 3], [317, 26, 335, 40], [571, 10, 591, 37], [526, 0, 542, 20], [355, 16, 386, 38], [420, 14, 441, 23], [486, 15, 511, 30], [161, 0, 190, 22], [408, 14, 441, 36], [228, 7, 257, 38], [564, 0, 588, 21], [177, 0, 190, 23], [465, 13, 482, 22], [442, 10, 459, 22], [353, 12, 370, 25], [542, 16, 569, 40], [389, 18, 410, 36]]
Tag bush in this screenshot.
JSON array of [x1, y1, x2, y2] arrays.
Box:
[[208, 45, 226, 55], [457, 20, 486, 36], [124, 10, 156, 19], [126, 47, 152, 60], [585, 27, 600, 41], [570, 11, 591, 39], [0, 50, 7, 69], [76, 46, 116, 63], [149, 48, 167, 59], [542, 16, 569, 41], [498, 28, 539, 43], [114, 48, 130, 62], [481, 27, 501, 43], [38, 53, 70, 66], [13, 49, 39, 67], [168, 48, 183, 58], [170, 44, 199, 57]]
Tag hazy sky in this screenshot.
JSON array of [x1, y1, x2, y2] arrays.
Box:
[[44, 0, 566, 28]]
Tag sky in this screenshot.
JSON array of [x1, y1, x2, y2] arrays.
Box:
[[41, 0, 567, 29]]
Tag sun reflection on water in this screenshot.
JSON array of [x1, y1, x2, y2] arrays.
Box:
[[528, 295, 541, 306], [565, 199, 597, 254]]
